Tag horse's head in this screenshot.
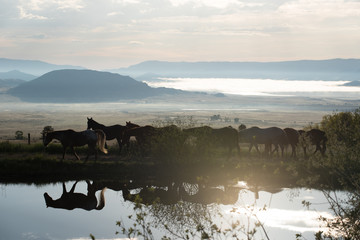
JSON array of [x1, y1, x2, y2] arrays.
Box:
[[238, 124, 246, 131], [87, 117, 93, 130], [126, 121, 140, 129], [43, 132, 52, 146]]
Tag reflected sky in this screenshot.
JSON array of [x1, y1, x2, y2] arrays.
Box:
[[0, 182, 339, 240]]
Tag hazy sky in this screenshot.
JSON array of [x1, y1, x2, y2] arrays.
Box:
[[1, 0, 360, 69]]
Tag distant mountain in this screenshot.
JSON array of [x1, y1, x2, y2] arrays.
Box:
[[0, 79, 25, 89], [110, 59, 360, 81], [0, 58, 85, 76], [0, 70, 36, 81], [7, 69, 184, 103]]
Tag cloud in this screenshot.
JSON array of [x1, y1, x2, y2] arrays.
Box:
[[129, 40, 145, 45], [18, 6, 48, 20]]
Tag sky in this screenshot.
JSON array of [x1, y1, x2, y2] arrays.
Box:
[[1, 0, 360, 69]]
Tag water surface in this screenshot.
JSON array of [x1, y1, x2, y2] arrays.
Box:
[[0, 180, 338, 240]]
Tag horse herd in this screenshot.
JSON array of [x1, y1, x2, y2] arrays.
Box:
[[42, 117, 327, 162]]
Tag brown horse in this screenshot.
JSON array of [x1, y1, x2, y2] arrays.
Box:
[[87, 117, 127, 149], [299, 129, 327, 157], [43, 129, 107, 162], [44, 180, 106, 211]]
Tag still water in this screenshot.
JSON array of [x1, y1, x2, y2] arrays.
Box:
[[0, 180, 338, 240]]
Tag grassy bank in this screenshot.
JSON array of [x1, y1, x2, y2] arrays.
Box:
[[0, 140, 341, 192]]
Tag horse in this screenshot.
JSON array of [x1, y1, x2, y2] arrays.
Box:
[[183, 126, 240, 156], [126, 121, 140, 129], [121, 125, 183, 154], [211, 126, 240, 156], [44, 180, 106, 211], [43, 129, 107, 162], [238, 126, 288, 157], [283, 128, 300, 158], [299, 129, 327, 157], [121, 125, 157, 152], [87, 117, 127, 149]]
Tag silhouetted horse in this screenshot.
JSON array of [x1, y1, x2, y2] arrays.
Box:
[[122, 184, 180, 205], [183, 126, 240, 156], [179, 184, 239, 205], [43, 129, 107, 162], [121, 125, 156, 151], [284, 128, 300, 158], [239, 126, 288, 157], [121, 125, 182, 154], [44, 180, 106, 211], [126, 121, 140, 129], [87, 117, 127, 149], [299, 129, 327, 157], [212, 127, 240, 155]]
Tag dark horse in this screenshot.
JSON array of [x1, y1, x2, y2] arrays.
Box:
[[126, 121, 140, 129], [121, 125, 156, 150], [238, 126, 288, 157], [121, 125, 183, 154], [183, 126, 240, 156], [284, 128, 300, 158], [44, 180, 106, 211], [299, 129, 327, 157], [87, 117, 127, 149], [43, 129, 107, 162]]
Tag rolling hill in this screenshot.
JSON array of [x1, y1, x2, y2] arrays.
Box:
[[7, 69, 183, 103]]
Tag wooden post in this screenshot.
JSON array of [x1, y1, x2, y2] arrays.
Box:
[[28, 133, 31, 145]]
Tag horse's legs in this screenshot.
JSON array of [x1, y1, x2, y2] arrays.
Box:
[[254, 143, 261, 154], [69, 181, 79, 193], [291, 144, 297, 158], [237, 144, 241, 156], [85, 144, 97, 163], [303, 146, 308, 159], [71, 147, 80, 161], [248, 143, 253, 152], [62, 146, 67, 161], [116, 137, 122, 153]]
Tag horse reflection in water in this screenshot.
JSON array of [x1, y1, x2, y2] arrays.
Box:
[[43, 129, 107, 162], [122, 183, 181, 205], [44, 180, 106, 211], [180, 184, 239, 205], [122, 182, 240, 206]]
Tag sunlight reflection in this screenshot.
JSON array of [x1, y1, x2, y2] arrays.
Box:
[[146, 78, 360, 96]]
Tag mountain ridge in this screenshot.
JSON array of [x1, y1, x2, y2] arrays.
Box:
[[0, 58, 85, 76], [7, 69, 185, 103], [110, 59, 360, 81]]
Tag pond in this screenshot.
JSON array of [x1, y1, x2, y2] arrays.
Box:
[[0, 176, 341, 240]]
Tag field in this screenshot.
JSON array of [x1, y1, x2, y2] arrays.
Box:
[[0, 92, 343, 141]]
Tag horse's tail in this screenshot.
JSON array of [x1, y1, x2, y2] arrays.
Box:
[[95, 129, 108, 154], [96, 187, 107, 210]]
